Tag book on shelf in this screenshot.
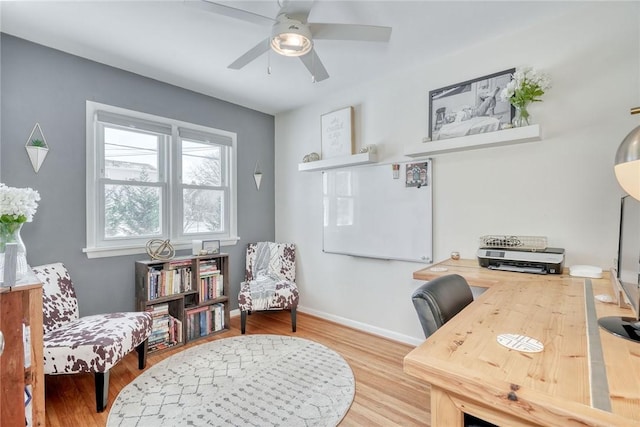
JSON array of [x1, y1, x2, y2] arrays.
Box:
[[146, 305, 183, 351], [198, 273, 223, 303], [185, 303, 225, 340], [213, 303, 224, 331], [147, 263, 192, 300], [199, 260, 218, 274]]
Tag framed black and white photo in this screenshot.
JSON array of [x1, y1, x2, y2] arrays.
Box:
[[428, 68, 515, 141]]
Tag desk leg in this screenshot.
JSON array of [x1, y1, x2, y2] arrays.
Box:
[[431, 386, 464, 426]]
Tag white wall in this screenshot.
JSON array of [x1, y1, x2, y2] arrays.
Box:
[[275, 3, 640, 345]]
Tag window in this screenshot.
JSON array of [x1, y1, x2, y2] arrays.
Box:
[[85, 102, 237, 258]]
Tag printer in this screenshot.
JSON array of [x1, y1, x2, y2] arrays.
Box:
[[477, 247, 565, 275]]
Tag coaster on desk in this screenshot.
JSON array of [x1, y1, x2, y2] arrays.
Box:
[[429, 267, 448, 272], [497, 334, 544, 353]]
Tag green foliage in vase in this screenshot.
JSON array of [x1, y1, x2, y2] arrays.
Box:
[[500, 67, 552, 109]]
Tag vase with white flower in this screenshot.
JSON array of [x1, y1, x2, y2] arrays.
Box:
[[500, 67, 552, 127], [0, 184, 41, 282]]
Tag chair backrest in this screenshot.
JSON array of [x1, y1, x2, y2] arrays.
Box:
[[411, 274, 473, 339], [32, 263, 80, 334], [245, 242, 296, 282]]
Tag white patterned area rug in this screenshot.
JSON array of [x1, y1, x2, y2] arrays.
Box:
[[107, 334, 355, 427]]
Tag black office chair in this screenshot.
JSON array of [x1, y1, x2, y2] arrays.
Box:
[[411, 273, 474, 339]]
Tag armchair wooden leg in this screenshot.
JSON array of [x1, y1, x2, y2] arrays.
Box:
[[291, 307, 297, 333], [137, 340, 148, 370], [95, 371, 109, 412], [241, 310, 247, 334]]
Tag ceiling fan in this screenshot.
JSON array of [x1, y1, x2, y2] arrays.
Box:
[[188, 0, 392, 82]]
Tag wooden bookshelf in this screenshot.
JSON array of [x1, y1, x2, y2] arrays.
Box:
[[135, 253, 230, 354], [0, 280, 44, 426]]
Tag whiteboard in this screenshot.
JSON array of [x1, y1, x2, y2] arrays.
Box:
[[322, 160, 432, 263]]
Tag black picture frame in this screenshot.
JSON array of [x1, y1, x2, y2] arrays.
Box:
[[428, 68, 515, 141]]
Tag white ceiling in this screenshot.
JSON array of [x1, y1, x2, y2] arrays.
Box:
[[0, 0, 586, 115]]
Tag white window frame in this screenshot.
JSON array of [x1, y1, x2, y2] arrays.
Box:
[[84, 101, 238, 259]]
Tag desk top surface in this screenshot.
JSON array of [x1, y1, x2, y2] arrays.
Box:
[[404, 259, 640, 426]]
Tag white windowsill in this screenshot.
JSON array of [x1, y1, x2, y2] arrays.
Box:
[[83, 236, 241, 259]]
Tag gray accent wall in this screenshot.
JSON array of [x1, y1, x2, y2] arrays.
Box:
[[0, 34, 275, 316]]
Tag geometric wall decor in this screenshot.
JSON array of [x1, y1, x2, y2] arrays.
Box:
[[25, 123, 49, 173], [253, 160, 263, 190]]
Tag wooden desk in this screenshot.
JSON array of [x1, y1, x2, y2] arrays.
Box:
[[404, 260, 640, 426]]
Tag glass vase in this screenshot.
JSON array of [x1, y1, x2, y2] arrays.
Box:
[[513, 104, 531, 127], [0, 222, 29, 283]]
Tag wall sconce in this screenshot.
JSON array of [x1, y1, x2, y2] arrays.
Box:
[[25, 123, 49, 173], [254, 161, 263, 191]]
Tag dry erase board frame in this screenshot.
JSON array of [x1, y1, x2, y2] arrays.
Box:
[[322, 159, 433, 263]]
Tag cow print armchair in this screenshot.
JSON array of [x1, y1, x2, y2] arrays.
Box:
[[32, 262, 152, 412], [238, 242, 299, 334]]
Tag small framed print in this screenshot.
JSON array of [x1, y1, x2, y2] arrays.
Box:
[[406, 162, 429, 188], [201, 240, 220, 255], [321, 106, 354, 159]]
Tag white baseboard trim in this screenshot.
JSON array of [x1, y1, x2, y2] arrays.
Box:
[[230, 306, 423, 347], [297, 305, 424, 347]]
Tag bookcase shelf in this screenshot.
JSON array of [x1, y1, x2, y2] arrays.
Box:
[[135, 253, 230, 354], [404, 124, 541, 157]]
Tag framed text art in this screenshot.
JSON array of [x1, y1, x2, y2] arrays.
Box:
[[428, 68, 515, 141], [321, 106, 354, 159]]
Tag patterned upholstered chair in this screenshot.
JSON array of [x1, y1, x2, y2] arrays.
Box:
[[32, 263, 152, 412], [238, 242, 299, 334]]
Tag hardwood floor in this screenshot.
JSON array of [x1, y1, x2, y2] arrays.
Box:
[[43, 311, 430, 426]]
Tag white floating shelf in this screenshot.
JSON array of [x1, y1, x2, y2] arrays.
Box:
[[404, 124, 542, 158], [298, 151, 378, 172]]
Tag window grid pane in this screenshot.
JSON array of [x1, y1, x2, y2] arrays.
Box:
[[181, 139, 222, 186], [182, 188, 224, 234], [103, 126, 160, 182], [104, 183, 162, 238]]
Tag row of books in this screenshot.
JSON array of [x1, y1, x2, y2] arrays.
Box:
[[146, 261, 193, 300], [199, 271, 224, 302], [147, 303, 183, 352], [199, 260, 218, 275], [185, 303, 225, 341]]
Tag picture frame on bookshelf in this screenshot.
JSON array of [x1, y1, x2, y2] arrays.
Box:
[[201, 240, 220, 255]]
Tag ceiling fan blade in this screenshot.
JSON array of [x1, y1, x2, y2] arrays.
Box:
[[309, 23, 392, 42], [185, 0, 275, 26], [228, 38, 270, 69], [299, 49, 329, 82], [279, 1, 315, 23]]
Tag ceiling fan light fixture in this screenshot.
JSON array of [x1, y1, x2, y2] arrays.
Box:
[[270, 17, 313, 57]]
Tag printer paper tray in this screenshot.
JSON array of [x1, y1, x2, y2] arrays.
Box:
[[488, 264, 547, 275]]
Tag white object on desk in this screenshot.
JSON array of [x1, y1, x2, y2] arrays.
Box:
[[595, 294, 615, 303], [569, 265, 603, 278], [497, 333, 544, 353]]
